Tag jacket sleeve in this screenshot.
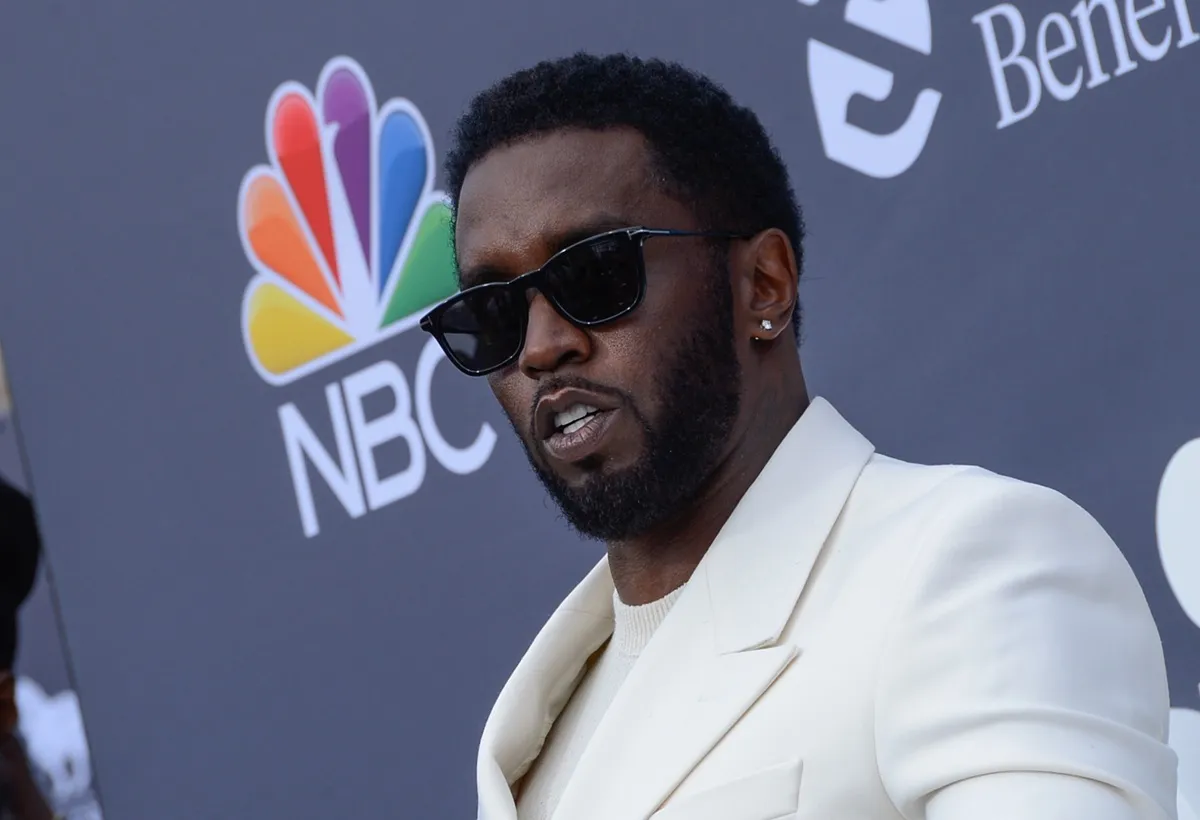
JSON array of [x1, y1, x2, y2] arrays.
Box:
[[873, 471, 1177, 820]]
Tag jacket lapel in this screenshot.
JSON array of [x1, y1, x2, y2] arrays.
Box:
[[548, 588, 800, 820], [549, 398, 875, 820], [477, 558, 616, 820]]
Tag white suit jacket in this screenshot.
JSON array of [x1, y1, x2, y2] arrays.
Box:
[[477, 398, 1178, 820]]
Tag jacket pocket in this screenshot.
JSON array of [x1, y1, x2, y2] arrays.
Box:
[[649, 759, 803, 820]]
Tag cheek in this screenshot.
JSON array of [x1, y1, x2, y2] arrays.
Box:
[[596, 325, 651, 373], [488, 370, 531, 430], [603, 270, 705, 382], [589, 322, 667, 419]]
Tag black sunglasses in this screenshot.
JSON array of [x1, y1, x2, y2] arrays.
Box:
[[419, 227, 749, 376]]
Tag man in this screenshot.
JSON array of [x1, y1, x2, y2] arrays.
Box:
[[420, 54, 1177, 820]]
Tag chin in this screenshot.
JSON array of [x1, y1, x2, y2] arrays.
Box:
[[538, 453, 630, 496], [567, 450, 643, 480]]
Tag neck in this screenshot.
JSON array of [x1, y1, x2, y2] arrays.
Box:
[[607, 372, 808, 605]]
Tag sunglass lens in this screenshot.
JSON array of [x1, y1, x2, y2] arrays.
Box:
[[436, 286, 525, 373], [544, 234, 642, 324]]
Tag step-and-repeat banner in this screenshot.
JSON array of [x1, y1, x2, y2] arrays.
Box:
[[0, 1, 1197, 817]]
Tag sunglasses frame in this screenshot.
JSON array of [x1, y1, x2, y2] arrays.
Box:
[[420, 226, 750, 376]]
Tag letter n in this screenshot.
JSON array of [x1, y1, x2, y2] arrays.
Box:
[[279, 383, 366, 538]]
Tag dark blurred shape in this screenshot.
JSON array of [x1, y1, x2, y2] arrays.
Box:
[[0, 477, 54, 820], [0, 477, 40, 672]]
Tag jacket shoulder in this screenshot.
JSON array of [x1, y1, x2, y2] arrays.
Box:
[[850, 453, 1103, 539], [861, 459, 1174, 817]]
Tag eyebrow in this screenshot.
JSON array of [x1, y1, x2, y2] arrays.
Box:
[[458, 213, 634, 290]]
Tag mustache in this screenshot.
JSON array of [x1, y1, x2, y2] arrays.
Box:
[[527, 375, 629, 438]]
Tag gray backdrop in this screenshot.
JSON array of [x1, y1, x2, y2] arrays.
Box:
[[1, 0, 1197, 817]]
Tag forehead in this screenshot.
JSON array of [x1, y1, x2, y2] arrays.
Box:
[[453, 128, 679, 279]]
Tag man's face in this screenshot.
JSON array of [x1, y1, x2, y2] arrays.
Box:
[[453, 128, 743, 541]]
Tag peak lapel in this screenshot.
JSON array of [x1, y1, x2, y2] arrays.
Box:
[[547, 398, 874, 820], [477, 559, 615, 820], [707, 398, 875, 654]]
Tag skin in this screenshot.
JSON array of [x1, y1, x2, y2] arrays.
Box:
[[455, 127, 809, 605]]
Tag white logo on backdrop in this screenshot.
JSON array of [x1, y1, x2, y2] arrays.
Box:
[[798, 0, 943, 178], [797, 0, 1198, 173], [972, 0, 1199, 129], [1157, 436, 1200, 820]]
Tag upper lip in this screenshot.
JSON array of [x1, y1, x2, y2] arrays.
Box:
[[534, 388, 620, 441]]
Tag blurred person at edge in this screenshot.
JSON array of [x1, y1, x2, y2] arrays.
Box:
[[421, 54, 1178, 820], [0, 347, 55, 820]]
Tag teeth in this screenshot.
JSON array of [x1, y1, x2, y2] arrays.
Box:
[[554, 403, 599, 432], [562, 417, 591, 435]]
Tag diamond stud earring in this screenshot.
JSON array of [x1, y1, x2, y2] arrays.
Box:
[[760, 319, 773, 332]]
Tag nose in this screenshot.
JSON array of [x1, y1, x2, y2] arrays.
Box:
[[518, 291, 591, 378]]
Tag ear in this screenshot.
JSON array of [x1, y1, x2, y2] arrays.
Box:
[[731, 228, 797, 344]]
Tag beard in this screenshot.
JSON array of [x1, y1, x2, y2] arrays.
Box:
[[518, 271, 742, 542]]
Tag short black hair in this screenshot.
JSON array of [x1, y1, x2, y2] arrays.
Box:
[[444, 52, 806, 338]]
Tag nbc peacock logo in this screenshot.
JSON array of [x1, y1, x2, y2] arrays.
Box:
[[238, 57, 458, 384], [237, 57, 496, 538]]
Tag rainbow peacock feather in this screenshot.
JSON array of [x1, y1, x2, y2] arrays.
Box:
[[237, 57, 457, 385]]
